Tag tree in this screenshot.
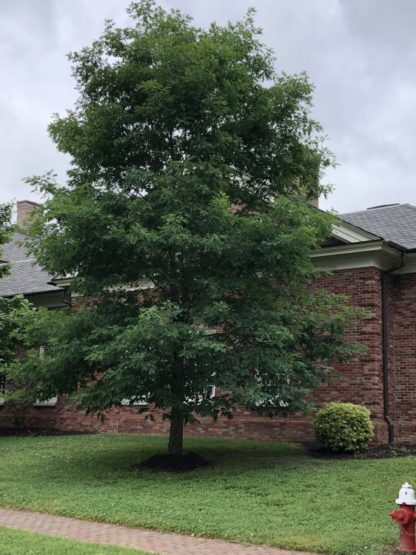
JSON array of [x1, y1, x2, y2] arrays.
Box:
[[0, 205, 33, 380], [11, 1, 358, 457]]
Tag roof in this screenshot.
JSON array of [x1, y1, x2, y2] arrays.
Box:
[[2, 203, 415, 296], [340, 203, 416, 251], [0, 232, 61, 297]]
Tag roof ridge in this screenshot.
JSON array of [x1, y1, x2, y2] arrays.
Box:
[[341, 209, 370, 217], [341, 203, 415, 217]]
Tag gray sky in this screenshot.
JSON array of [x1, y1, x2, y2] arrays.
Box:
[[1, 0, 416, 213]]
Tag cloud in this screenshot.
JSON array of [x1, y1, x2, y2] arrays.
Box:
[[1, 0, 415, 213]]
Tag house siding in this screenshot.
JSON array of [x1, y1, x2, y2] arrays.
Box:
[[312, 267, 388, 443], [388, 273, 416, 442]]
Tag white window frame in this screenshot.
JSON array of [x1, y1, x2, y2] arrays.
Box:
[[33, 397, 58, 407], [121, 397, 149, 406], [0, 372, 6, 405], [32, 346, 58, 406]]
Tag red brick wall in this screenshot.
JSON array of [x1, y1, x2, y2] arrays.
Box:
[[0, 400, 316, 442], [0, 266, 392, 444], [313, 267, 387, 443], [388, 273, 416, 443]]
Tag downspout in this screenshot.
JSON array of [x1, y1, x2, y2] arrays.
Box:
[[381, 271, 394, 444], [381, 249, 405, 445]]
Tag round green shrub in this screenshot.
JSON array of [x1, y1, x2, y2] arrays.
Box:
[[313, 402, 374, 453]]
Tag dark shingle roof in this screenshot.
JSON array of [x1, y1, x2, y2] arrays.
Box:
[[0, 232, 61, 297], [340, 204, 416, 251], [2, 204, 415, 295]]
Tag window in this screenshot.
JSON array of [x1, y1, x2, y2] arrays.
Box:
[[0, 349, 58, 407], [33, 346, 58, 406], [186, 385, 216, 404], [33, 397, 58, 407], [0, 372, 6, 405], [121, 397, 148, 406]]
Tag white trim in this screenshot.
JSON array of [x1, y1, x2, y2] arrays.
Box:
[[109, 279, 155, 292], [51, 276, 155, 294], [50, 277, 72, 288], [311, 241, 403, 272], [0, 371, 6, 404], [313, 240, 385, 257], [121, 398, 148, 406], [332, 221, 380, 244], [33, 397, 58, 407], [186, 385, 216, 402], [393, 253, 416, 275]]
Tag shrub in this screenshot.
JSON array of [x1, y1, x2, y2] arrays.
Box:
[[314, 402, 374, 453]]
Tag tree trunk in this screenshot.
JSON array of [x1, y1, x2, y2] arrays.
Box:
[[168, 410, 184, 455], [168, 349, 185, 456]]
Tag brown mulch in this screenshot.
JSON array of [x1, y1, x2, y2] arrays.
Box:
[[134, 451, 212, 472]]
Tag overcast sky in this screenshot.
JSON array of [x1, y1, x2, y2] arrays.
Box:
[[1, 0, 416, 213]]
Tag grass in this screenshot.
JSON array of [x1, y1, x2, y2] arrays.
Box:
[[0, 525, 151, 554], [0, 434, 407, 555]]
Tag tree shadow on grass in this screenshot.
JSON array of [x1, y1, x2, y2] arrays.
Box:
[[10, 435, 317, 488]]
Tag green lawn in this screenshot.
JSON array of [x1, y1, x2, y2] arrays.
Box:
[[0, 525, 151, 554], [0, 434, 406, 554]]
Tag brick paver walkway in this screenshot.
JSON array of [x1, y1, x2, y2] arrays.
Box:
[[0, 507, 315, 555]]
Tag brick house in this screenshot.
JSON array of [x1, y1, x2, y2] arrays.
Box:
[[1, 199, 416, 444]]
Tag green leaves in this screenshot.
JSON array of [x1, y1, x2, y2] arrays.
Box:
[[10, 2, 359, 443], [314, 402, 374, 453], [0, 206, 36, 382], [47, 1, 331, 200], [0, 296, 33, 368]]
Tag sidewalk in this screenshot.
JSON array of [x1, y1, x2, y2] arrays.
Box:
[[0, 507, 315, 555]]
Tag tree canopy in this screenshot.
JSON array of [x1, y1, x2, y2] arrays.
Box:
[[11, 1, 358, 455]]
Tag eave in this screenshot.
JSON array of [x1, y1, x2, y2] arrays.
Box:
[[332, 221, 380, 243], [311, 240, 403, 272]]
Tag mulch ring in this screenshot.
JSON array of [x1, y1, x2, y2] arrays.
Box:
[[133, 452, 212, 472], [306, 443, 416, 459]]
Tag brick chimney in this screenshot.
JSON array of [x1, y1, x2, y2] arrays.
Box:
[[16, 200, 43, 230]]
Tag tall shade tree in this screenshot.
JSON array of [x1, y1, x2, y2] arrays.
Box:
[[12, 1, 358, 455]]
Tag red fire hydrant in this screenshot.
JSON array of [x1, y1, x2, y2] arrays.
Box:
[[390, 482, 416, 552]]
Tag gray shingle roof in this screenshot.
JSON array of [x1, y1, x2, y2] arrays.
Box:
[[340, 204, 416, 251], [2, 204, 415, 295], [0, 232, 61, 297]]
